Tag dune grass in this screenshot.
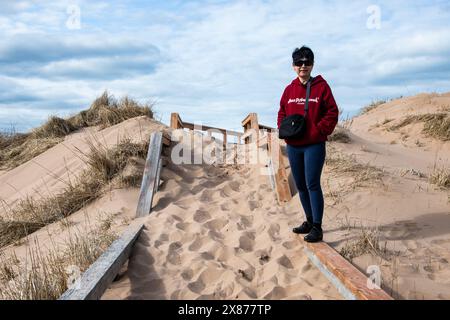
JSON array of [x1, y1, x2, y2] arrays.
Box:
[[358, 99, 387, 116], [338, 221, 398, 262], [0, 218, 117, 300], [0, 136, 148, 249], [429, 167, 450, 190], [328, 127, 351, 143], [325, 147, 384, 187], [340, 227, 383, 261], [0, 91, 154, 171], [323, 145, 385, 206], [388, 113, 450, 141]]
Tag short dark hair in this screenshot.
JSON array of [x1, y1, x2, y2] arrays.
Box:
[[292, 46, 314, 63]]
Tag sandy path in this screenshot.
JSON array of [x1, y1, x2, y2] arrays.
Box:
[[103, 153, 342, 300]]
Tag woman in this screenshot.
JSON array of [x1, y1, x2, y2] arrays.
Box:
[[277, 46, 339, 242]]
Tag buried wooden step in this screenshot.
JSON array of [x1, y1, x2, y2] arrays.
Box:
[[298, 237, 393, 300]]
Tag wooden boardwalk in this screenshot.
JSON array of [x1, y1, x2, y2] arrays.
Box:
[[58, 114, 393, 300]]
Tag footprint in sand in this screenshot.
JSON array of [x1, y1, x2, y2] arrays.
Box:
[[181, 268, 194, 281], [154, 233, 169, 248], [264, 286, 288, 299], [191, 183, 206, 194], [282, 240, 300, 249], [204, 218, 228, 232], [249, 200, 262, 211], [228, 180, 241, 192], [234, 177, 245, 185], [235, 287, 258, 299], [208, 229, 225, 241], [175, 197, 196, 210], [199, 189, 214, 203], [200, 251, 215, 260], [255, 249, 271, 265], [246, 190, 257, 201], [238, 232, 255, 252], [187, 279, 205, 294], [188, 266, 223, 294], [171, 214, 183, 222], [237, 215, 253, 230], [167, 241, 183, 265], [215, 246, 235, 262], [188, 235, 208, 251], [153, 196, 172, 210], [176, 222, 190, 231], [268, 223, 280, 241], [237, 265, 255, 282], [212, 279, 236, 299], [194, 209, 211, 223], [220, 202, 231, 211], [220, 186, 233, 198], [277, 254, 294, 269]]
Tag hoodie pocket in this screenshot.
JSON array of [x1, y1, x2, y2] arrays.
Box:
[[311, 122, 326, 140]]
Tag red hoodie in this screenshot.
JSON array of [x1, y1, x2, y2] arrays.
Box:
[[277, 75, 339, 146]]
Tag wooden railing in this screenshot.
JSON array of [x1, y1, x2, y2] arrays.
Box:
[[59, 113, 393, 301], [241, 113, 292, 204], [170, 112, 243, 146]]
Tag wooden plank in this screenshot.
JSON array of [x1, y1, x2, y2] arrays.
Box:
[[299, 237, 394, 300], [275, 145, 292, 203], [182, 121, 242, 137], [258, 124, 275, 131], [257, 135, 268, 148], [136, 132, 163, 218], [241, 113, 254, 127], [250, 113, 259, 143], [170, 113, 183, 129], [241, 113, 259, 144], [155, 158, 162, 192], [59, 222, 144, 300], [267, 158, 276, 191], [162, 132, 171, 146], [223, 132, 227, 147], [183, 122, 195, 130], [240, 130, 253, 142], [267, 132, 292, 203]]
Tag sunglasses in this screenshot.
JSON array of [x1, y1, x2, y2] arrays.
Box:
[[293, 60, 313, 67]]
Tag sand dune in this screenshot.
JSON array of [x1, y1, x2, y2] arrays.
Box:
[[326, 92, 450, 299], [0, 116, 164, 266], [0, 116, 165, 212]]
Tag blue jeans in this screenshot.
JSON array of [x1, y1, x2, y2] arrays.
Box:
[[286, 142, 326, 225]]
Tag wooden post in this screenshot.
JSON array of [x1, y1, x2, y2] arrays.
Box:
[[241, 113, 259, 144], [250, 113, 259, 143], [267, 132, 292, 203], [170, 113, 183, 129], [223, 132, 227, 149], [136, 132, 163, 217]]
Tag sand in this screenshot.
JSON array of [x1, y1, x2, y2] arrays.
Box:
[[323, 92, 450, 299], [102, 157, 341, 300], [0, 116, 164, 264], [1, 91, 449, 300]]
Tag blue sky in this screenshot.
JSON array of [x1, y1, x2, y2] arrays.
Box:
[[1, 0, 450, 133]]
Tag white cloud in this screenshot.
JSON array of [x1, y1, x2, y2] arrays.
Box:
[[1, 0, 450, 132]]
